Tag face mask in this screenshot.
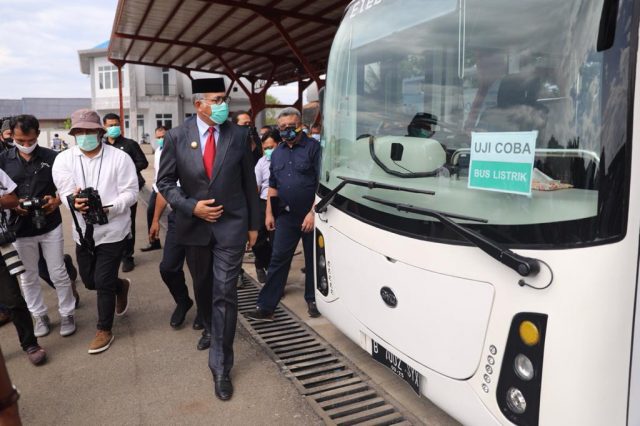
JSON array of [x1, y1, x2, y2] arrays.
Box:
[[76, 134, 100, 151], [302, 128, 309, 134], [156, 138, 164, 149], [15, 142, 37, 154], [264, 148, 274, 160], [209, 102, 229, 124], [279, 126, 299, 142], [311, 133, 320, 141], [106, 126, 121, 138]]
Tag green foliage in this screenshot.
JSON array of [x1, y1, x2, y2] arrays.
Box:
[[265, 94, 282, 125]]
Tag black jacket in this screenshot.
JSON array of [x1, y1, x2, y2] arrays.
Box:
[[103, 136, 148, 189]]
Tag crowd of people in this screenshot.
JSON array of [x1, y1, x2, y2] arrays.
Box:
[[0, 77, 322, 412]]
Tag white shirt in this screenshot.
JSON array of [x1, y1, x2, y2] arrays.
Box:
[[254, 156, 270, 200], [52, 145, 139, 246], [152, 147, 162, 193], [196, 115, 220, 154], [0, 169, 17, 196]]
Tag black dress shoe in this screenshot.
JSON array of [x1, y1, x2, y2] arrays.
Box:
[[140, 241, 161, 252], [307, 301, 321, 318], [255, 267, 267, 283], [246, 307, 274, 323], [197, 331, 211, 351], [192, 316, 204, 331], [170, 299, 194, 329], [214, 375, 233, 401], [122, 258, 135, 273]]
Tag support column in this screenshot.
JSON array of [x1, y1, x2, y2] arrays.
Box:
[[111, 59, 126, 137]]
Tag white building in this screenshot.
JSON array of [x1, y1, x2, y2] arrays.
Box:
[[78, 41, 250, 143]]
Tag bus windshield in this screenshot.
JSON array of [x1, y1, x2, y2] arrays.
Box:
[[320, 0, 635, 247]]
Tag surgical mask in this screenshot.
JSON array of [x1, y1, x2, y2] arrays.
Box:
[[209, 102, 229, 124], [264, 148, 274, 160], [279, 126, 299, 142], [15, 142, 37, 155], [106, 126, 121, 138], [76, 134, 100, 151], [156, 138, 164, 149], [311, 133, 320, 141]]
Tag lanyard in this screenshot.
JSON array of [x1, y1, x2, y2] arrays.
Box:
[[78, 147, 105, 189]]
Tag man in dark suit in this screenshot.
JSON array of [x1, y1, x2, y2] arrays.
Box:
[[157, 78, 259, 401]]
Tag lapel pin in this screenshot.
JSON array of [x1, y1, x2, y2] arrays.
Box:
[[191, 141, 198, 149]]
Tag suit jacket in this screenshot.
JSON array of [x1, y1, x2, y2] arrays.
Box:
[[157, 116, 260, 247]]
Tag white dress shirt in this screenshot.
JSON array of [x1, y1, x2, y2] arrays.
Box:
[[196, 115, 220, 154], [254, 156, 270, 200], [52, 145, 139, 246]]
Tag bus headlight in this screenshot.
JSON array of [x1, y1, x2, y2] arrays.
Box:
[[315, 229, 329, 297], [513, 354, 534, 381], [506, 387, 527, 414]]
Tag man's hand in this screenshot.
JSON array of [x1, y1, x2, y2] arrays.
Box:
[[149, 220, 161, 242], [247, 230, 258, 250], [13, 199, 28, 216], [42, 195, 60, 215], [265, 212, 275, 231], [192, 199, 224, 223], [301, 212, 315, 233], [72, 188, 90, 213]]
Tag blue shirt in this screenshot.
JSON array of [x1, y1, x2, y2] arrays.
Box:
[[269, 136, 320, 216]]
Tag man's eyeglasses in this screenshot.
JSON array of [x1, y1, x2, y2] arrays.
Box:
[[202, 96, 231, 105]]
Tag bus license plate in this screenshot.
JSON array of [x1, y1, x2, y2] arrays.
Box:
[[371, 340, 420, 395]]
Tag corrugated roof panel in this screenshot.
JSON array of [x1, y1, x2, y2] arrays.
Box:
[[136, 0, 182, 37]]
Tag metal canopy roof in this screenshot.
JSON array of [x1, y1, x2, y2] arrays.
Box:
[[108, 0, 349, 87]]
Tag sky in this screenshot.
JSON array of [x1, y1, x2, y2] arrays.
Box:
[[0, 0, 298, 103]]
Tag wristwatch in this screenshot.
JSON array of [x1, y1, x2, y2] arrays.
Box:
[[0, 386, 20, 412]]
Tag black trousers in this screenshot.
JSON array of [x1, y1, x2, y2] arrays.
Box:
[[146, 191, 157, 233], [123, 203, 137, 261], [76, 239, 126, 331], [185, 241, 244, 376], [251, 199, 272, 270], [0, 263, 38, 351], [160, 211, 189, 305]]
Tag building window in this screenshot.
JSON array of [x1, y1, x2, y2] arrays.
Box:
[[124, 114, 129, 129], [185, 113, 195, 119], [162, 67, 170, 96], [156, 113, 172, 130], [98, 65, 122, 90]]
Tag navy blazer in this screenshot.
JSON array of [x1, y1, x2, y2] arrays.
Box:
[[156, 116, 260, 247]]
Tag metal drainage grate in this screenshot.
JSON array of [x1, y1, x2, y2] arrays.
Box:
[[237, 278, 418, 426]]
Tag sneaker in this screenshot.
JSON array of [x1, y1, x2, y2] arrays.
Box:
[[33, 314, 51, 337], [255, 267, 267, 284], [307, 301, 321, 318], [122, 258, 135, 273], [88, 330, 114, 354], [26, 345, 47, 365], [116, 278, 130, 316], [60, 315, 76, 337], [246, 307, 274, 323]]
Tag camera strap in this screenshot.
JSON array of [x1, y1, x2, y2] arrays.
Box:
[[78, 148, 105, 189], [68, 203, 95, 254]]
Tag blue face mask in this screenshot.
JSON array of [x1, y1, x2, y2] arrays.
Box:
[[106, 126, 121, 138], [279, 126, 298, 142], [156, 138, 164, 149], [264, 148, 274, 160], [209, 102, 229, 124], [76, 134, 100, 151]]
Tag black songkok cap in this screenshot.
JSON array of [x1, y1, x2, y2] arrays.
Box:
[[192, 78, 226, 94]]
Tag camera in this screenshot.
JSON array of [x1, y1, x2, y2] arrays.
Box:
[[68, 187, 108, 225], [20, 197, 47, 230]]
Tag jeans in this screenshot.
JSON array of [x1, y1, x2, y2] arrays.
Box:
[[76, 239, 126, 331], [256, 213, 315, 312], [0, 262, 38, 351], [13, 224, 75, 317]]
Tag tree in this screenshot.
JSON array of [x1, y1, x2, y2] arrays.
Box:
[[265, 94, 282, 125]]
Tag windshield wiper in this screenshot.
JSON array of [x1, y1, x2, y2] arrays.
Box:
[[315, 176, 435, 214], [363, 195, 541, 278]]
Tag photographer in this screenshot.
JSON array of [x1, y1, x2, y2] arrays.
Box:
[[52, 109, 138, 354], [0, 168, 46, 366], [0, 115, 77, 339]]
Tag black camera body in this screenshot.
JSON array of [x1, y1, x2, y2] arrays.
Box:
[[20, 197, 47, 230], [69, 187, 108, 225]]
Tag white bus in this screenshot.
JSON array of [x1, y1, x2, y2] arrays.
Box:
[[313, 0, 640, 424]]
